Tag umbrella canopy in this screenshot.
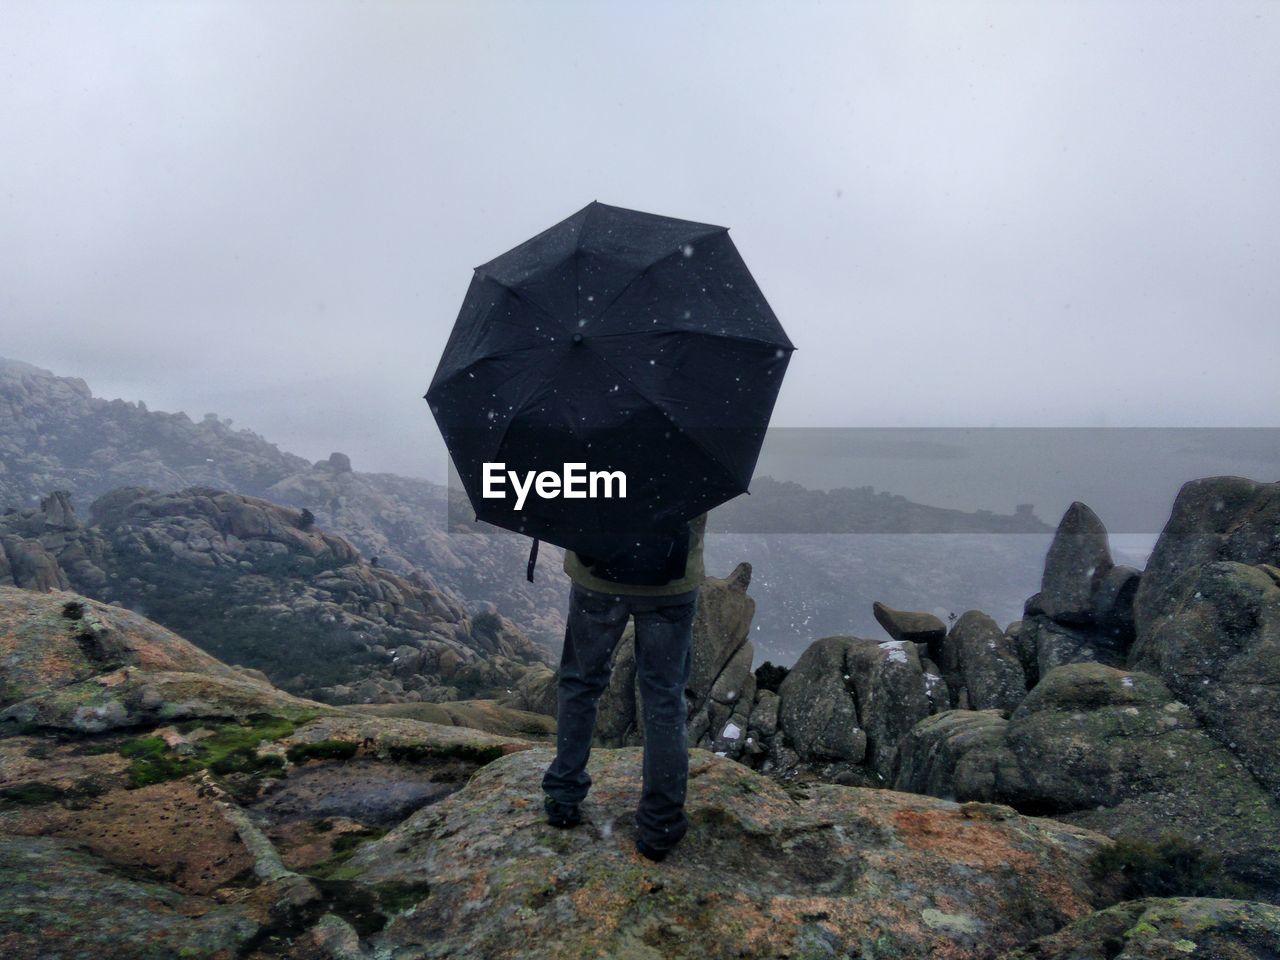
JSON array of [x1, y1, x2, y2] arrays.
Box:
[[425, 201, 794, 559]]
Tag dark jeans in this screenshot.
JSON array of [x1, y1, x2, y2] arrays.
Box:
[[541, 582, 699, 852]]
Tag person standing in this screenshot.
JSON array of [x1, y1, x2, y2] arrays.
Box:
[[541, 512, 707, 862]]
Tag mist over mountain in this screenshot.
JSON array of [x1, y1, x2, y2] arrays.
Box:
[[1, 355, 1093, 664]]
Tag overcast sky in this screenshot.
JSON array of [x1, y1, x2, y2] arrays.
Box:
[[3, 1, 1278, 480]]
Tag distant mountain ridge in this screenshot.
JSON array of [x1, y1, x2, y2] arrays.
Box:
[[0, 486, 552, 703]]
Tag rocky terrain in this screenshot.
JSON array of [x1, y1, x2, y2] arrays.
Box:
[[0, 587, 1156, 957], [4, 470, 1280, 957], [0, 486, 552, 705], [505, 476, 1280, 908]]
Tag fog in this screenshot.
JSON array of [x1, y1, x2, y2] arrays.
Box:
[[3, 1, 1278, 482]]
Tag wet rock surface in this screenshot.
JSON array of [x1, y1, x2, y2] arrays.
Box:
[[1129, 476, 1280, 801], [344, 747, 1111, 960], [996, 896, 1280, 960], [248, 757, 467, 827]]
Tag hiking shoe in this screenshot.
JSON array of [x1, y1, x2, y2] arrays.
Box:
[[635, 837, 670, 863], [543, 794, 582, 829]]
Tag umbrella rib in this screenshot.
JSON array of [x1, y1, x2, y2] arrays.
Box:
[[592, 228, 727, 328], [587, 328, 794, 351], [433, 343, 555, 393], [585, 347, 746, 496], [480, 273, 576, 336]]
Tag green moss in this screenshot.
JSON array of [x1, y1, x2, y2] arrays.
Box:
[[208, 747, 285, 776], [119, 736, 202, 787], [286, 739, 359, 763], [119, 715, 300, 788]]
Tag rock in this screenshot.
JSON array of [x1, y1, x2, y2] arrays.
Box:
[[846, 638, 932, 781], [873, 600, 946, 659], [323, 452, 352, 473], [347, 699, 556, 741], [1127, 477, 1280, 802], [687, 562, 755, 710], [1022, 613, 1126, 681], [1089, 563, 1141, 638], [1040, 502, 1114, 625], [3, 778, 257, 895], [1132, 476, 1280, 649], [997, 897, 1280, 960], [1013, 502, 1139, 688], [777, 634, 935, 778], [342, 747, 1111, 959], [0, 586, 325, 732], [0, 536, 68, 591], [778, 637, 868, 763], [0, 834, 259, 958], [894, 663, 1280, 898], [1130, 560, 1280, 802], [501, 663, 559, 717], [941, 611, 1028, 714], [895, 709, 1012, 799], [232, 664, 273, 686], [747, 688, 780, 738], [39, 490, 78, 531]]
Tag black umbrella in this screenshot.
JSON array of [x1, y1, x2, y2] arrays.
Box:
[[425, 201, 794, 576]]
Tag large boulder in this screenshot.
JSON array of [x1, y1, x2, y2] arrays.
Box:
[[0, 586, 322, 732], [1021, 612, 1126, 680], [895, 708, 1013, 800], [1132, 476, 1280, 647], [686, 563, 757, 757], [0, 536, 68, 591], [1131, 560, 1280, 802], [997, 897, 1280, 960], [345, 746, 1113, 959], [778, 635, 934, 779], [872, 600, 946, 660], [777, 636, 867, 764], [940, 610, 1028, 713], [1018, 502, 1139, 684], [1038, 501, 1115, 624], [894, 663, 1280, 898], [1129, 476, 1280, 801]]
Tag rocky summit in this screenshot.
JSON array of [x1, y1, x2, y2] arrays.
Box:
[[1, 587, 1118, 960], [0, 487, 553, 705]]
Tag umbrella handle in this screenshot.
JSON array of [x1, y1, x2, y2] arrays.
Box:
[[526, 537, 540, 582]]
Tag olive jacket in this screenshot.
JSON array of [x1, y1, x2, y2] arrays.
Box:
[[562, 512, 707, 596]]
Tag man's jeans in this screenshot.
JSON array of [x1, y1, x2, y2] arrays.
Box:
[[541, 582, 699, 852]]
